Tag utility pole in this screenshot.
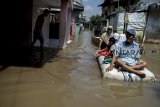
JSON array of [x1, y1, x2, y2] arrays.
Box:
[[123, 0, 130, 33]]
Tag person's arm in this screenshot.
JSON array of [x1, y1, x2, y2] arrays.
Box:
[[99, 38, 103, 49], [99, 33, 105, 49], [106, 55, 117, 71], [106, 44, 120, 72], [135, 45, 141, 61]]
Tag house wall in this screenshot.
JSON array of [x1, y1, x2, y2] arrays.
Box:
[[33, 0, 72, 48], [59, 0, 72, 48], [1, 0, 72, 50], [145, 9, 160, 40], [32, 0, 61, 47], [65, 8, 72, 42]]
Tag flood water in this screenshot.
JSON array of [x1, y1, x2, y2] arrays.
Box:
[[0, 30, 160, 107]]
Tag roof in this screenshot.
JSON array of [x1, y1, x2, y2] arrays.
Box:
[[73, 0, 84, 11], [136, 2, 160, 11], [148, 2, 160, 9], [98, 0, 120, 7], [98, 0, 113, 7]]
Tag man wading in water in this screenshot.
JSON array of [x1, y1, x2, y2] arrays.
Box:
[[30, 9, 50, 57]]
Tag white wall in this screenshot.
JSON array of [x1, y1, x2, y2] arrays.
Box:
[[146, 9, 160, 40], [32, 0, 61, 47]]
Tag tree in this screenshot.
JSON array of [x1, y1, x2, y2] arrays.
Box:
[[89, 14, 101, 27]]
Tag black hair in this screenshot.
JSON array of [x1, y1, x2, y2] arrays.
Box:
[[43, 9, 50, 14], [109, 37, 116, 44]]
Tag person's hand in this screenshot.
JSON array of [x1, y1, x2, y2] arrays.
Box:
[[106, 65, 113, 72]]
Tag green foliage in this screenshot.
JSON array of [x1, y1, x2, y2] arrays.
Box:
[[89, 14, 101, 26], [115, 6, 125, 11]]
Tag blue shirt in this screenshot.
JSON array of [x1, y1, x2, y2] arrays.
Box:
[[114, 41, 141, 60]]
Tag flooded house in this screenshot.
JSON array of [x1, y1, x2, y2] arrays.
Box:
[[99, 0, 145, 36], [2, 0, 75, 49], [33, 0, 74, 49], [98, 0, 160, 43], [0, 0, 74, 66]]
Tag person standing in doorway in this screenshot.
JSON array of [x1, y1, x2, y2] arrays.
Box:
[[30, 9, 50, 57]]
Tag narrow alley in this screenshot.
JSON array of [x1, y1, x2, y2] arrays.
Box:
[[0, 30, 160, 107]]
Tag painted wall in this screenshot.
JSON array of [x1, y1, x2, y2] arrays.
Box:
[[59, 0, 74, 49]]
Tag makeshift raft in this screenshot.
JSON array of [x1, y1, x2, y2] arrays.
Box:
[[98, 56, 156, 82]]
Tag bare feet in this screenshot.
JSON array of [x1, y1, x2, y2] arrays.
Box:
[[137, 71, 146, 78], [139, 73, 146, 78]]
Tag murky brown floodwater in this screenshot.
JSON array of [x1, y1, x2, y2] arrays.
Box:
[[0, 30, 160, 107]]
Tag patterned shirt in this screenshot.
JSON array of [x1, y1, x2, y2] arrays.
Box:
[[114, 41, 141, 60], [100, 32, 113, 44]]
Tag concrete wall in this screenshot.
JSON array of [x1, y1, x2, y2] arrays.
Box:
[[33, 0, 72, 48], [59, 0, 70, 48], [145, 9, 160, 41]]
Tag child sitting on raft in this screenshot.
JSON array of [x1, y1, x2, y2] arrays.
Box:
[[93, 36, 116, 58]]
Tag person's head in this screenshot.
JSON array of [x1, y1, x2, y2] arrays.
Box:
[[108, 37, 116, 46], [125, 29, 136, 44], [107, 26, 113, 35], [43, 9, 50, 17]]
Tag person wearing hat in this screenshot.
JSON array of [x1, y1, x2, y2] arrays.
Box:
[[99, 26, 113, 49], [106, 29, 147, 78]]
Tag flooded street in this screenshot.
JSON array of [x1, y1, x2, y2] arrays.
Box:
[[0, 30, 160, 107]]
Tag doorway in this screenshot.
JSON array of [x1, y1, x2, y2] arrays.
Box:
[[49, 11, 60, 48]]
